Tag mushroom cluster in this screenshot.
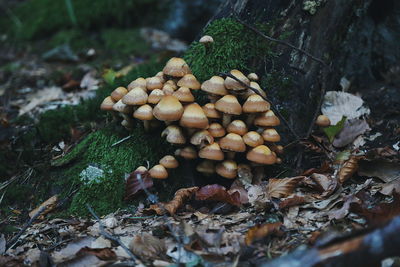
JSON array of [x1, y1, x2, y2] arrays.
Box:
[[101, 57, 284, 180]]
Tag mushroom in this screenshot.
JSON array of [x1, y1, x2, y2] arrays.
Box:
[[122, 87, 148, 106], [224, 69, 250, 93], [243, 81, 267, 99], [165, 80, 178, 90], [121, 119, 134, 129], [172, 87, 195, 103], [175, 146, 198, 160], [316, 115, 331, 127], [254, 110, 280, 127], [208, 122, 226, 138], [148, 89, 164, 104], [262, 128, 281, 142], [135, 166, 148, 172], [199, 143, 224, 161], [153, 95, 184, 122], [155, 71, 166, 83], [201, 76, 228, 102], [162, 84, 175, 95], [242, 94, 270, 124], [161, 125, 186, 145], [196, 160, 215, 176], [227, 120, 248, 136], [128, 77, 147, 91], [180, 103, 209, 129], [177, 74, 201, 90], [216, 160, 238, 179], [202, 103, 221, 120], [163, 57, 191, 78], [146, 76, 163, 90], [100, 96, 116, 111], [113, 99, 132, 114], [190, 130, 214, 147], [215, 95, 242, 127], [149, 164, 168, 179], [243, 131, 264, 147], [111, 87, 128, 101], [219, 133, 246, 159], [246, 145, 276, 165], [247, 73, 259, 81], [199, 35, 214, 46], [159, 155, 179, 169], [133, 104, 154, 131]]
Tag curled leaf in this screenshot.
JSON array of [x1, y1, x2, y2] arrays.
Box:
[[195, 184, 242, 206], [245, 222, 283, 245], [76, 247, 116, 260], [266, 176, 304, 199], [29, 195, 58, 220], [129, 233, 166, 260], [124, 170, 153, 201], [339, 156, 363, 183]]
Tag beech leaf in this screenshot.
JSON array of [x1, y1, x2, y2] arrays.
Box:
[[195, 184, 241, 206], [266, 176, 304, 199], [245, 222, 283, 245]]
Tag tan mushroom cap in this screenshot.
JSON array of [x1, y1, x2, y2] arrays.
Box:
[[243, 131, 264, 147], [219, 133, 246, 152], [190, 130, 214, 146], [153, 95, 184, 121], [227, 120, 248, 136], [244, 82, 266, 99], [243, 94, 270, 113], [146, 76, 163, 91], [163, 57, 191, 77], [159, 155, 179, 169], [128, 77, 147, 91], [162, 85, 175, 96], [224, 69, 250, 91], [201, 76, 228, 96], [247, 73, 259, 81], [202, 103, 222, 119], [316, 115, 331, 127], [149, 164, 168, 179], [122, 87, 148, 105], [113, 99, 132, 114], [172, 87, 195, 103], [196, 160, 215, 175], [161, 125, 186, 145], [155, 71, 165, 83], [133, 104, 154, 121], [215, 95, 242, 115], [246, 145, 276, 165], [135, 166, 148, 172], [180, 103, 209, 129], [165, 80, 178, 90], [176, 146, 198, 160], [148, 89, 164, 104], [208, 122, 226, 138], [262, 128, 281, 142], [121, 119, 133, 129], [177, 74, 201, 90], [111, 87, 128, 101], [100, 96, 116, 111], [199, 143, 224, 161], [199, 35, 214, 44], [216, 160, 238, 179], [254, 110, 280, 127]]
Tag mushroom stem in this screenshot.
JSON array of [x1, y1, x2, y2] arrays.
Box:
[[222, 114, 232, 128], [226, 151, 236, 159], [252, 166, 265, 184], [207, 94, 219, 103], [143, 120, 150, 132], [246, 114, 256, 125]]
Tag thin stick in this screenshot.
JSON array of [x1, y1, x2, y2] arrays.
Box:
[[111, 135, 132, 147], [219, 72, 300, 140], [86, 204, 138, 263]]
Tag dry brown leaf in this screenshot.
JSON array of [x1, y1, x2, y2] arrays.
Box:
[[245, 222, 283, 245], [339, 156, 363, 183], [145, 187, 199, 215], [278, 195, 307, 209], [379, 178, 400, 196], [302, 173, 338, 198], [195, 184, 242, 206], [129, 233, 166, 260], [76, 247, 116, 260], [124, 170, 153, 201], [266, 176, 304, 199], [29, 195, 58, 219]]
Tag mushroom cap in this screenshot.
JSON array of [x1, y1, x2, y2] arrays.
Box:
[[148, 89, 164, 104], [216, 160, 238, 179], [161, 125, 186, 144], [176, 146, 198, 160], [146, 76, 163, 91], [155, 71, 165, 83], [215, 95, 242, 115], [122, 87, 148, 105], [177, 74, 201, 90], [111, 87, 128, 101], [135, 166, 148, 172], [163, 57, 191, 77], [246, 145, 276, 165], [133, 104, 154, 121], [149, 164, 168, 179], [199, 35, 214, 44], [100, 96, 115, 111], [208, 123, 226, 137], [262, 128, 281, 142], [243, 131, 264, 147], [172, 87, 195, 103], [316, 115, 331, 127], [219, 133, 246, 152], [162, 85, 175, 95], [153, 95, 184, 121], [243, 94, 270, 113], [202, 103, 222, 119], [199, 143, 224, 161], [190, 130, 214, 146], [121, 119, 133, 128], [227, 120, 248, 136], [113, 99, 132, 114], [254, 110, 280, 127], [244, 82, 266, 99], [196, 160, 215, 175], [128, 77, 147, 91], [201, 76, 228, 96], [180, 103, 209, 129], [159, 155, 179, 169], [247, 73, 259, 81], [165, 80, 178, 90], [224, 69, 250, 91]]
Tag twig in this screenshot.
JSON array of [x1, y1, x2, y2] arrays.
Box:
[[6, 205, 47, 251], [219, 72, 300, 140], [233, 15, 328, 67], [111, 135, 132, 147], [86, 204, 138, 263]]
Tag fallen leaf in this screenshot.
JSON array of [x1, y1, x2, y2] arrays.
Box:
[[195, 184, 241, 206], [323, 116, 346, 143], [80, 71, 99, 90], [379, 178, 400, 196], [51, 237, 95, 263], [245, 222, 283, 245], [76, 247, 116, 260], [358, 159, 400, 182], [333, 119, 370, 147], [29, 195, 58, 220], [129, 233, 166, 260], [321, 91, 370, 125], [0, 255, 24, 267], [266, 176, 304, 199], [328, 195, 358, 220], [124, 170, 153, 201], [17, 86, 64, 115], [301, 162, 332, 176], [278, 195, 307, 209], [302, 173, 338, 198], [339, 156, 363, 183]]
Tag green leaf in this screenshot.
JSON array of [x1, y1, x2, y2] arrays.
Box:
[[102, 69, 116, 85], [323, 116, 346, 143]]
